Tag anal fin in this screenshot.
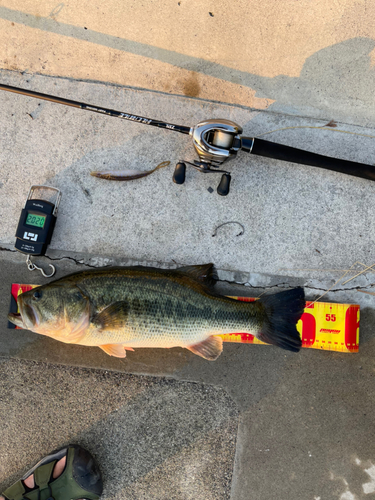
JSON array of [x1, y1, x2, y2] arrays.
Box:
[[99, 344, 127, 358], [187, 335, 223, 361]]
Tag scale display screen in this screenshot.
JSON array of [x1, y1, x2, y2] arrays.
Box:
[[25, 213, 46, 228]]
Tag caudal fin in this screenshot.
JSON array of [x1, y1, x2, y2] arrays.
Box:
[[258, 288, 305, 352]]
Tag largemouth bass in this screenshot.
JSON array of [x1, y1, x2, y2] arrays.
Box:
[[8, 264, 305, 360]]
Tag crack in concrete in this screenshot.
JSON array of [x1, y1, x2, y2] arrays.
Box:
[[215, 278, 375, 294], [45, 254, 99, 268], [0, 246, 103, 269], [0, 246, 15, 253]]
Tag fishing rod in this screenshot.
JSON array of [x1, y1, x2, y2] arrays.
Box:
[[1, 83, 375, 196]]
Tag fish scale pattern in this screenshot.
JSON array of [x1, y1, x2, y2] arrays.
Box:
[[76, 273, 263, 348]]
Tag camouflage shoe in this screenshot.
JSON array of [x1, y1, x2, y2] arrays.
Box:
[[2, 445, 103, 500]]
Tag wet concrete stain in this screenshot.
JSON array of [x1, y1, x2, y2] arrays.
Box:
[[182, 71, 200, 98]]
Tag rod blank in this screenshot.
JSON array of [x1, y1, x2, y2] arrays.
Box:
[[0, 83, 191, 135]]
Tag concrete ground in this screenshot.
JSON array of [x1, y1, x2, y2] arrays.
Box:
[[1, 2, 375, 499]]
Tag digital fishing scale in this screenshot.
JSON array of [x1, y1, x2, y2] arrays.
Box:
[[15, 185, 61, 277], [1, 83, 375, 196]]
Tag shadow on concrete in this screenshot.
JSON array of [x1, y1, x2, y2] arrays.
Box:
[[232, 306, 375, 499], [1, 5, 375, 116], [0, 358, 238, 500]]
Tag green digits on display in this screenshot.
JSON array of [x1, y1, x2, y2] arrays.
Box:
[[26, 213, 45, 228]]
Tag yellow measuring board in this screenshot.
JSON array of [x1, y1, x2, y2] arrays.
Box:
[[219, 297, 359, 353], [8, 285, 359, 353]]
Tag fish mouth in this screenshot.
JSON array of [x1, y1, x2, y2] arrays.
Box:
[[8, 300, 39, 330], [7, 312, 26, 329]]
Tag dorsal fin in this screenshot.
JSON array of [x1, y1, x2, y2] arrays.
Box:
[[177, 264, 217, 287]]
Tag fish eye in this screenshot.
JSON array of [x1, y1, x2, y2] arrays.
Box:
[[32, 290, 43, 300]]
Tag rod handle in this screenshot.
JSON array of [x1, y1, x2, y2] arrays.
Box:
[[247, 137, 375, 182]]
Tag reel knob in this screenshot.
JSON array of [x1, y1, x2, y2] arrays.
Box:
[[173, 162, 186, 184], [217, 173, 231, 196]]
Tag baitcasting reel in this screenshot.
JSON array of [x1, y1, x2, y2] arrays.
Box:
[[1, 83, 375, 196], [173, 119, 250, 196]]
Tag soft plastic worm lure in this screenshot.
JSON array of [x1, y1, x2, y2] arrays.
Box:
[[90, 161, 170, 181]]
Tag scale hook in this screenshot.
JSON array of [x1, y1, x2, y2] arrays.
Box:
[[26, 255, 55, 278]]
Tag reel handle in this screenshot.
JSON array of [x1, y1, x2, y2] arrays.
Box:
[[173, 162, 186, 184], [217, 173, 231, 196]]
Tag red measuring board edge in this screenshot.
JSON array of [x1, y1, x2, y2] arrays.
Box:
[[8, 284, 35, 329]]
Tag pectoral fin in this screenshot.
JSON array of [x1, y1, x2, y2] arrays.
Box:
[[93, 302, 129, 331], [99, 344, 127, 357], [187, 335, 223, 361]]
